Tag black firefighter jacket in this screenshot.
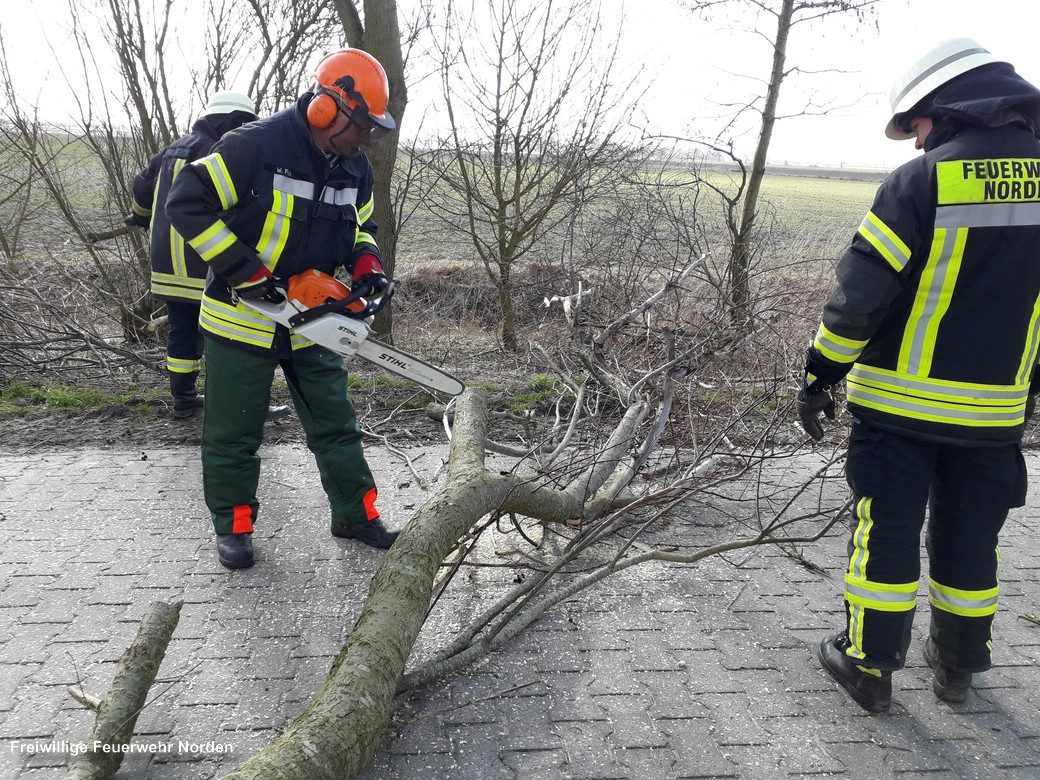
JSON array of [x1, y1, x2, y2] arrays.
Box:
[[131, 113, 251, 302], [164, 94, 382, 356], [808, 120, 1040, 445]]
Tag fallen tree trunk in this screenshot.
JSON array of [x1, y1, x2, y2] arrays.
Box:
[[64, 600, 182, 780], [222, 388, 641, 779]]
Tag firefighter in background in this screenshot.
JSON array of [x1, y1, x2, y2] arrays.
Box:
[[796, 38, 1040, 712], [165, 49, 399, 569], [129, 91, 290, 422]]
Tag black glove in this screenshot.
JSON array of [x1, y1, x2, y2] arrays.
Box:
[[124, 213, 149, 229], [796, 384, 836, 441], [1026, 394, 1037, 420], [354, 271, 390, 296], [235, 276, 285, 304]]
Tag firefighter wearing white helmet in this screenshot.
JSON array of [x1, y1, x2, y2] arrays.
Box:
[[128, 90, 294, 421], [795, 38, 1040, 712], [165, 50, 399, 570]]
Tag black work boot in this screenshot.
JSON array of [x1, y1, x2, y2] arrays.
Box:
[[170, 372, 205, 419], [266, 404, 292, 421], [923, 637, 972, 703], [331, 519, 399, 549], [216, 533, 254, 569], [818, 632, 892, 713]]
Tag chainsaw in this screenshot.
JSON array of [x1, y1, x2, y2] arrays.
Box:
[[240, 270, 464, 397]]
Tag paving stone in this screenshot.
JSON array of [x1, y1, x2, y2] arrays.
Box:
[[450, 722, 514, 778], [555, 719, 626, 779], [593, 694, 668, 749]]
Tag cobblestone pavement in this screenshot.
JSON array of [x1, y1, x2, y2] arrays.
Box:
[[0, 443, 1037, 779]]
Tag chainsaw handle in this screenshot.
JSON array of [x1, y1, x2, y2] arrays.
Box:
[[287, 280, 395, 328]]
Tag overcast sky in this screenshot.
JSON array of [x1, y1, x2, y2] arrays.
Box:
[[6, 0, 1040, 171], [629, 0, 1040, 170]]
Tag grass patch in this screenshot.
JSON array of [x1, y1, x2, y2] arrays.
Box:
[[508, 373, 567, 413], [0, 380, 162, 415]]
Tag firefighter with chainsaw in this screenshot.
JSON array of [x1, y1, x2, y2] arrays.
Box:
[[796, 38, 1040, 712], [129, 91, 290, 422], [165, 49, 399, 568]]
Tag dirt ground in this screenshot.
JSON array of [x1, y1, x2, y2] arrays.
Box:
[[0, 356, 533, 453], [0, 385, 461, 452]]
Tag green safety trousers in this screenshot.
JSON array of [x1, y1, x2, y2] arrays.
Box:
[[201, 337, 378, 535], [841, 417, 1027, 673]]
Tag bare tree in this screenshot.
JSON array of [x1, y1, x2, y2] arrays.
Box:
[[683, 0, 878, 329], [422, 0, 636, 351]]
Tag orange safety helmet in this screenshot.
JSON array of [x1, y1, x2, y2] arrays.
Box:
[[306, 49, 395, 130], [287, 269, 365, 312]]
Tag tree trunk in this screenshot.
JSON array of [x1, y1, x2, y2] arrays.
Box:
[[222, 388, 640, 778], [499, 263, 518, 352], [350, 0, 406, 341], [64, 601, 182, 780], [728, 0, 794, 330]]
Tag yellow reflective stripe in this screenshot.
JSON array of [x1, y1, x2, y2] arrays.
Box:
[[167, 356, 201, 374], [132, 201, 151, 218], [899, 227, 966, 375], [189, 221, 237, 261], [847, 389, 1024, 426], [848, 365, 1026, 426], [847, 604, 867, 661], [858, 211, 911, 272], [848, 497, 873, 581], [168, 159, 188, 276], [850, 364, 1026, 401], [197, 153, 238, 210], [290, 333, 316, 350], [357, 195, 374, 223], [929, 578, 999, 617], [150, 272, 205, 301], [199, 297, 277, 349], [258, 190, 292, 264], [170, 226, 187, 277], [844, 575, 918, 612], [1016, 294, 1040, 385], [814, 323, 868, 364]]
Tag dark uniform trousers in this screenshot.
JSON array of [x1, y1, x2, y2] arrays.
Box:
[[201, 338, 378, 535], [842, 418, 1027, 673], [165, 299, 204, 378]]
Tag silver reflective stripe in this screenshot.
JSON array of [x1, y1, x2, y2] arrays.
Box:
[[206, 161, 237, 209], [859, 213, 911, 271], [1018, 310, 1040, 386], [851, 365, 1026, 401], [815, 324, 865, 361], [272, 174, 314, 200], [892, 48, 988, 108], [848, 382, 1024, 423], [936, 202, 1040, 228], [904, 230, 959, 374], [845, 581, 917, 607], [199, 302, 276, 348], [322, 186, 358, 206], [929, 584, 999, 612], [258, 212, 290, 263], [193, 225, 236, 258]]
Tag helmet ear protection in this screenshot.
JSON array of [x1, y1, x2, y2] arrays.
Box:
[[306, 76, 370, 129], [306, 88, 339, 129]]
